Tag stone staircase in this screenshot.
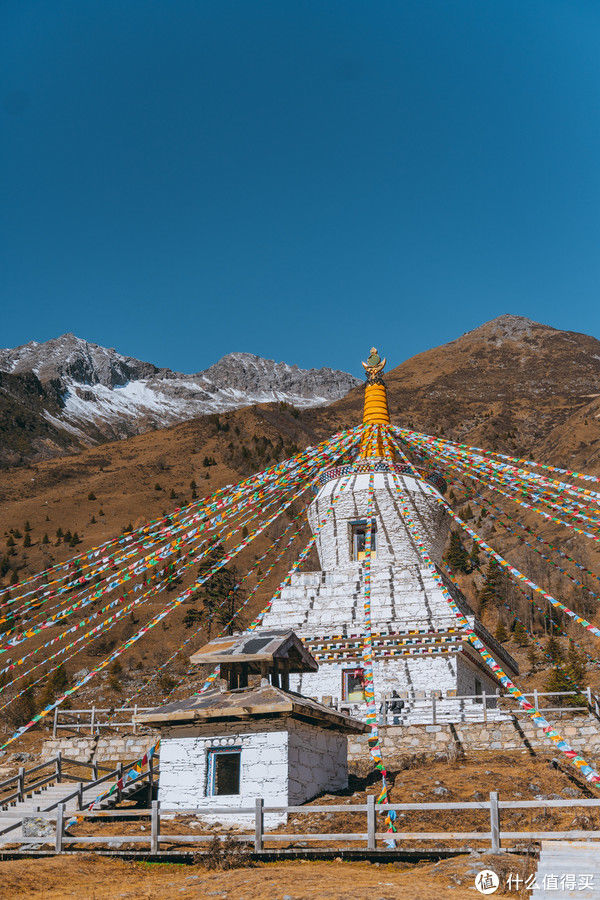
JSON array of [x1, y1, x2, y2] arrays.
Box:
[[0, 753, 157, 846], [531, 840, 599, 898], [0, 781, 80, 844]]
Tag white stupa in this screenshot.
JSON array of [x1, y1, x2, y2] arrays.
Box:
[[259, 351, 518, 723]]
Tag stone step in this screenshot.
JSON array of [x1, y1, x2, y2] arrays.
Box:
[[531, 841, 600, 898]]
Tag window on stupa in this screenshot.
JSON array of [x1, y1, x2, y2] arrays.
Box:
[[207, 748, 241, 796], [350, 521, 377, 561], [342, 667, 366, 703]]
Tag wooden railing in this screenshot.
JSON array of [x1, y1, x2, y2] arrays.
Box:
[[0, 754, 159, 838], [3, 793, 600, 854], [52, 705, 155, 737], [369, 688, 598, 725], [0, 753, 113, 808], [50, 690, 600, 738]]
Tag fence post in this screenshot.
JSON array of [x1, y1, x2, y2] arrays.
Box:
[[586, 686, 592, 709], [55, 802, 64, 853], [77, 781, 83, 811], [55, 751, 62, 784], [151, 799, 160, 853], [116, 762, 123, 802], [17, 767, 24, 802], [533, 689, 539, 711], [489, 791, 500, 853], [254, 798, 264, 852], [53, 707, 58, 738], [92, 758, 98, 782], [133, 704, 138, 735], [90, 705, 96, 735], [482, 692, 487, 724], [367, 795, 376, 850]]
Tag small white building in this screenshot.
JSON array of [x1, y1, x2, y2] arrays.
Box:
[[136, 630, 367, 825]]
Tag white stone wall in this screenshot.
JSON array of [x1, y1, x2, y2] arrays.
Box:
[[308, 472, 449, 570], [291, 655, 458, 716], [287, 720, 348, 805], [158, 721, 289, 826], [456, 654, 500, 702]]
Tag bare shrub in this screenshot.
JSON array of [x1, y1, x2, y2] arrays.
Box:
[[195, 834, 254, 870]]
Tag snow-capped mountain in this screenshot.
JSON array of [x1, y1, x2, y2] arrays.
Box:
[[0, 334, 360, 452]]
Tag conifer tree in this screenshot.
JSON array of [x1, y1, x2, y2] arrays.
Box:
[[479, 561, 503, 609], [545, 634, 564, 663], [527, 644, 539, 669], [512, 620, 529, 647], [445, 530, 470, 573], [495, 619, 508, 642]]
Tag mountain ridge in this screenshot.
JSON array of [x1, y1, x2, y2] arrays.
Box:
[[0, 335, 360, 464]]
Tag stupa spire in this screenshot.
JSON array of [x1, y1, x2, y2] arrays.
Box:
[[359, 347, 392, 458]]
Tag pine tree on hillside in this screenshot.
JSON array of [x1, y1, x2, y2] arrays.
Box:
[[445, 530, 470, 573], [545, 634, 564, 663], [495, 619, 508, 642], [527, 644, 539, 669], [512, 619, 529, 647], [479, 561, 504, 609], [545, 664, 587, 707], [196, 544, 246, 637]]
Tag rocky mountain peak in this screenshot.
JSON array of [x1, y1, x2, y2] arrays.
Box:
[[0, 333, 162, 389], [462, 314, 546, 344]]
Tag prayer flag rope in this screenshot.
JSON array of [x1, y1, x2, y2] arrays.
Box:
[[0, 428, 359, 747], [383, 431, 600, 782]]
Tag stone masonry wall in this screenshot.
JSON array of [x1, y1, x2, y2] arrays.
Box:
[[159, 720, 289, 826], [347, 715, 600, 763], [287, 720, 348, 805], [41, 733, 158, 762]]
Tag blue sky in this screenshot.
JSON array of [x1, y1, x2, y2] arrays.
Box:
[[2, 1, 600, 376]]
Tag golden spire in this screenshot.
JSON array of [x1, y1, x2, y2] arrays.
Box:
[[359, 347, 392, 459]]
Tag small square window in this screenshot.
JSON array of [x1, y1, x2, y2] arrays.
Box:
[[207, 748, 241, 796], [342, 667, 366, 703], [350, 521, 377, 561]]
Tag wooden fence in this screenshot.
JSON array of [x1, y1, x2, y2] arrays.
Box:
[[52, 706, 155, 737], [51, 690, 600, 736], [3, 794, 600, 854]]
